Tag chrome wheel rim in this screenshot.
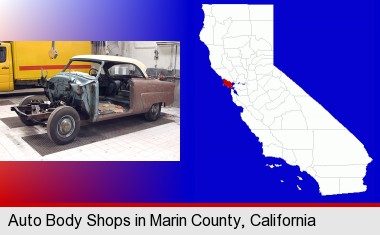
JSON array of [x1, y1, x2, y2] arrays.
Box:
[[57, 115, 75, 138], [151, 104, 159, 114]]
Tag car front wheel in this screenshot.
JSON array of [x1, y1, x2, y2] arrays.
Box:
[[18, 95, 45, 126], [47, 106, 80, 145]]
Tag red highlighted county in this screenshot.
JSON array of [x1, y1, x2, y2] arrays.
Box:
[[222, 79, 233, 89]]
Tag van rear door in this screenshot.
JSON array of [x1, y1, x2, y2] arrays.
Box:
[[0, 43, 14, 92]]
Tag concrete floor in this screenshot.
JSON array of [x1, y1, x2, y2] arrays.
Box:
[[0, 94, 180, 161]]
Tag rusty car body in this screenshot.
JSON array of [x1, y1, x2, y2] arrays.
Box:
[[11, 55, 175, 145]]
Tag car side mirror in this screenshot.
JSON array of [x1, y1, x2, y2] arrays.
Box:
[[38, 68, 48, 87]]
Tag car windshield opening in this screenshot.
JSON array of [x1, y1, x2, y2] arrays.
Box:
[[63, 60, 104, 78]]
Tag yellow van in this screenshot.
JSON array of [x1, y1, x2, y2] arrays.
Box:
[[0, 41, 91, 92]]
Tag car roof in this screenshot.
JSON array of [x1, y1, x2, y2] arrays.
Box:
[[72, 55, 148, 77]]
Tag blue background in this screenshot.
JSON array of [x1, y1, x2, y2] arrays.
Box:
[[0, 0, 378, 204]]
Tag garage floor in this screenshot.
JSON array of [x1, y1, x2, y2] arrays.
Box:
[[0, 94, 180, 161]]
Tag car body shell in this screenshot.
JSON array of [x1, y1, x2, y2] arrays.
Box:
[[12, 55, 175, 123]]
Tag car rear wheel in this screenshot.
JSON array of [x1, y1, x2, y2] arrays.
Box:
[[144, 103, 161, 121], [19, 95, 45, 126], [47, 106, 80, 145]]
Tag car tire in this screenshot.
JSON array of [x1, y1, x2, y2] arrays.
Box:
[[19, 95, 44, 126], [47, 106, 80, 145], [144, 103, 161, 121]]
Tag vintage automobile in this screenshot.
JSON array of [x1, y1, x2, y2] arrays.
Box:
[[11, 55, 175, 145]]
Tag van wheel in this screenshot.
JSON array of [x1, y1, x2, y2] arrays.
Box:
[[144, 103, 161, 121], [47, 106, 80, 145], [19, 95, 44, 126]]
